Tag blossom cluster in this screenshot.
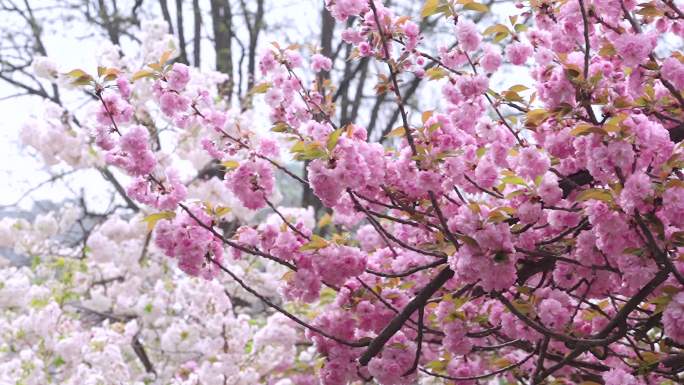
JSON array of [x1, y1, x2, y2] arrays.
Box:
[[0, 213, 312, 385], [14, 0, 684, 384]]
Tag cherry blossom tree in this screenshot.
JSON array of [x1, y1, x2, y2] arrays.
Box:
[[3, 0, 684, 384]]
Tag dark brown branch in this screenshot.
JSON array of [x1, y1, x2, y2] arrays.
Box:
[[358, 267, 454, 366]]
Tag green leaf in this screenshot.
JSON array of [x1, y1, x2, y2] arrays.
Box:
[[569, 124, 608, 137], [290, 141, 327, 160], [493, 31, 509, 43], [72, 75, 94, 86], [427, 122, 442, 133], [565, 65, 582, 79], [300, 234, 328, 252], [501, 176, 526, 186], [503, 90, 524, 102], [575, 188, 614, 203], [317, 213, 332, 228], [65, 69, 89, 78], [327, 127, 344, 153], [651, 294, 672, 314], [463, 2, 489, 12], [425, 67, 448, 80], [271, 122, 289, 132], [142, 211, 176, 232], [636, 4, 663, 17], [508, 84, 528, 93], [131, 69, 155, 81], [30, 298, 49, 309], [250, 82, 272, 94], [622, 247, 643, 256], [457, 234, 478, 247], [385, 126, 406, 138], [214, 206, 231, 217], [222, 160, 240, 169], [483, 24, 509, 35], [599, 43, 616, 57], [514, 23, 528, 33], [511, 299, 534, 316], [65, 70, 94, 86], [52, 356, 66, 367], [425, 360, 447, 371], [421, 0, 440, 18]]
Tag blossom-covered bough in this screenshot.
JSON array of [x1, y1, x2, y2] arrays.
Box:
[[7, 0, 684, 384]]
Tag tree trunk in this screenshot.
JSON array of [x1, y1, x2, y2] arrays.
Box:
[[210, 0, 234, 103], [175, 0, 188, 64], [158, 0, 174, 33], [192, 0, 201, 67]]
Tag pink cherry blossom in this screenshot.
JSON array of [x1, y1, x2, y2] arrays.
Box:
[[226, 160, 274, 210], [166, 63, 190, 91], [613, 33, 656, 67], [311, 53, 333, 73], [456, 19, 481, 52], [506, 42, 533, 65]]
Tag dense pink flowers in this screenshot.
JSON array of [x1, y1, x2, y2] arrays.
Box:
[[450, 245, 516, 293], [308, 159, 347, 207], [308, 136, 385, 207], [402, 21, 420, 51], [312, 245, 366, 286], [456, 19, 481, 52], [663, 293, 684, 344], [367, 332, 416, 385], [662, 186, 684, 227], [619, 171, 652, 214], [159, 91, 190, 117], [437, 301, 473, 355], [613, 32, 656, 68], [127, 168, 187, 210], [40, 1, 684, 384], [538, 297, 570, 331], [516, 147, 550, 180], [104, 125, 156, 176], [456, 74, 488, 99], [602, 368, 638, 385], [155, 206, 223, 279], [506, 42, 533, 65], [661, 57, 684, 89], [166, 63, 190, 91], [474, 157, 498, 188], [326, 0, 367, 22], [96, 91, 133, 126], [226, 160, 275, 210], [311, 53, 333, 72], [480, 44, 502, 73]]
